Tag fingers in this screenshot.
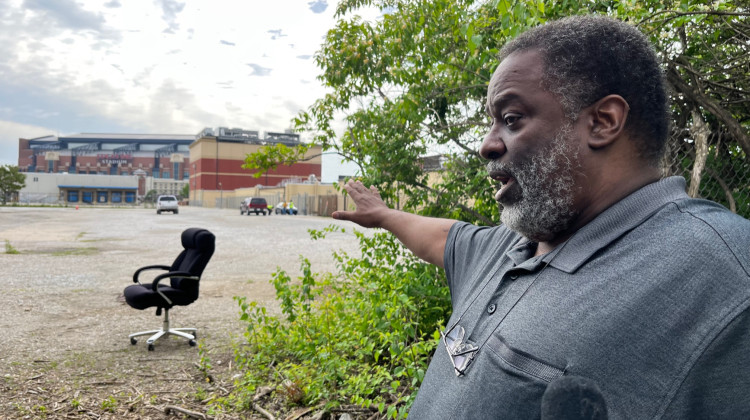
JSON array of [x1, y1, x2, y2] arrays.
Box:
[[370, 185, 382, 199], [332, 210, 352, 221], [344, 179, 364, 194], [344, 180, 379, 198], [336, 180, 387, 228]]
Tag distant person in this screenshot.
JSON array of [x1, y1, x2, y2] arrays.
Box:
[[333, 15, 750, 419]]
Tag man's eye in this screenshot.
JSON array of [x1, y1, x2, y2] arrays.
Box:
[[503, 114, 521, 126]]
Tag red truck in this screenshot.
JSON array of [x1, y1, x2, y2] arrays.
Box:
[[240, 197, 268, 216]]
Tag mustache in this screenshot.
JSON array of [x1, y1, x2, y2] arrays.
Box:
[[486, 160, 516, 179]]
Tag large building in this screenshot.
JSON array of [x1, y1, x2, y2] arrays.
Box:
[[16, 128, 323, 206], [18, 133, 195, 179], [20, 172, 139, 205], [188, 127, 322, 206], [189, 127, 321, 190]]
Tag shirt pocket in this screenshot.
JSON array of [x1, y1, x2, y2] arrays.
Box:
[[448, 333, 567, 419], [485, 334, 566, 383]]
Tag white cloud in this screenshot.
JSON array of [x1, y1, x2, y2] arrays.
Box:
[[0, 0, 385, 177], [155, 0, 185, 33], [23, 0, 107, 32]]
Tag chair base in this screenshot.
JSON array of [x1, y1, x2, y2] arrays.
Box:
[[128, 308, 197, 351]]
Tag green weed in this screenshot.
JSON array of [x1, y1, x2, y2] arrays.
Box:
[[100, 395, 117, 413], [197, 340, 213, 383], [5, 240, 20, 254], [227, 227, 451, 418]]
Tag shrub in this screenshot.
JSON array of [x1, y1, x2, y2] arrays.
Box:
[[231, 226, 451, 418]]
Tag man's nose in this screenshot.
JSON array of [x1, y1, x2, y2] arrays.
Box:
[[479, 128, 506, 160]]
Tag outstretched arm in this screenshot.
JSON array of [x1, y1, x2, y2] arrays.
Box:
[[332, 180, 457, 268]]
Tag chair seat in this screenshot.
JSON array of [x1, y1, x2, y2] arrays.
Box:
[[124, 283, 196, 310]]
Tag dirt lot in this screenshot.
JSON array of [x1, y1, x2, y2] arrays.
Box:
[[0, 205, 363, 419]]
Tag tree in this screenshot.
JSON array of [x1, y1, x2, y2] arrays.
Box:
[[144, 189, 158, 203], [295, 0, 515, 224], [0, 165, 25, 205]]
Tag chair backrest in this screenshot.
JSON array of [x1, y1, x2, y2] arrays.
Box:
[[169, 228, 215, 300]]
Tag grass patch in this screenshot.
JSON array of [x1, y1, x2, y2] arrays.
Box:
[[100, 395, 118, 413], [5, 240, 20, 254]]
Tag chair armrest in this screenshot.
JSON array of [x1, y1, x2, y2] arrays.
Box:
[[133, 265, 171, 284], [151, 271, 200, 306]]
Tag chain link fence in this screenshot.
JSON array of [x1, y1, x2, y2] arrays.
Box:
[[17, 192, 62, 205], [213, 192, 340, 217], [661, 135, 749, 219]]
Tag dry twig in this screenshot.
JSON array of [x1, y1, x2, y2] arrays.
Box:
[[253, 403, 276, 420], [164, 404, 208, 419]]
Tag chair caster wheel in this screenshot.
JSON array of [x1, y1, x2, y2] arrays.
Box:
[[148, 344, 155, 351], [130, 337, 137, 345], [189, 339, 196, 347]]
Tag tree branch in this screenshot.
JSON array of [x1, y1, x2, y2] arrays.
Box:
[[705, 167, 737, 213], [688, 109, 710, 198], [639, 9, 750, 26], [667, 66, 750, 158]]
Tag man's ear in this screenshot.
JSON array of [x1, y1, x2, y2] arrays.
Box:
[[585, 94, 629, 149]]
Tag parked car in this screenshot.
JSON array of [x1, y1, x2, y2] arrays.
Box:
[[274, 201, 298, 215], [156, 195, 179, 214], [240, 197, 268, 215]]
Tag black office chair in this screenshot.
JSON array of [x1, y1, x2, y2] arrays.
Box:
[[124, 228, 215, 351]]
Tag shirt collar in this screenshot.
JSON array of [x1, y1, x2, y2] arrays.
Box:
[[540, 176, 689, 273]]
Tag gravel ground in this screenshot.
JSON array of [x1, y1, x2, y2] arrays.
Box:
[[0, 205, 364, 419]]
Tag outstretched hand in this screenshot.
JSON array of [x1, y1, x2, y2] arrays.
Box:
[[332, 180, 391, 228], [333, 179, 455, 267]]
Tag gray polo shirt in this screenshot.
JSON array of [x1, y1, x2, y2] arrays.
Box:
[[408, 177, 750, 419]]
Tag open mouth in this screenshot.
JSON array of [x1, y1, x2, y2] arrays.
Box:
[[489, 170, 515, 201]]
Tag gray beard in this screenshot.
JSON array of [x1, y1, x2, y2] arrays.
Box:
[[487, 125, 580, 242]]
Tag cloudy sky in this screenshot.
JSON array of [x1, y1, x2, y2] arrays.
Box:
[[0, 0, 377, 181]]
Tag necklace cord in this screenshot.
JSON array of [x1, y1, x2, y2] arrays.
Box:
[[446, 235, 575, 369]]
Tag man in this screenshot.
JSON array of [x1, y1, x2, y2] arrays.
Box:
[[332, 15, 750, 419]]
